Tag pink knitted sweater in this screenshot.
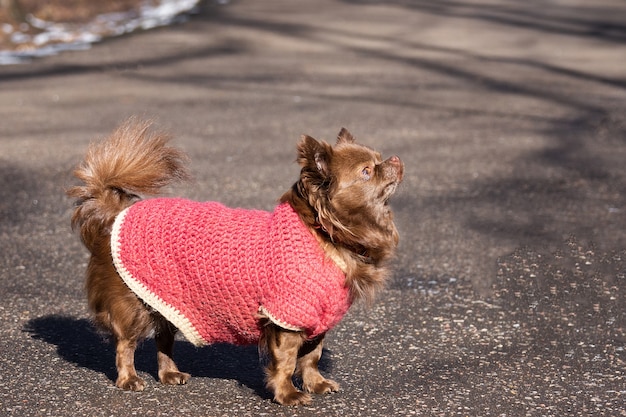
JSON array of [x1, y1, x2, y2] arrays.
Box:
[[110, 199, 350, 346]]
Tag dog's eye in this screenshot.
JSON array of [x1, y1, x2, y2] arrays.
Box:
[[361, 166, 372, 180]]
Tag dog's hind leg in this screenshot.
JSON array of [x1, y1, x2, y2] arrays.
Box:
[[113, 335, 146, 391], [296, 334, 339, 395], [154, 317, 190, 385], [86, 252, 150, 392], [108, 303, 153, 391]]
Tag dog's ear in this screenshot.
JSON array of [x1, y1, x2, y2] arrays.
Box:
[[298, 135, 333, 177], [337, 128, 356, 144]]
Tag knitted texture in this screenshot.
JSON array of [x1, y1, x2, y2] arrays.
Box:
[[110, 199, 350, 346]]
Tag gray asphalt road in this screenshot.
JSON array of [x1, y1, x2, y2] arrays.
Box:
[[1, 1, 625, 416]]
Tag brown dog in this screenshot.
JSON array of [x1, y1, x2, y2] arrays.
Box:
[[67, 118, 403, 406]]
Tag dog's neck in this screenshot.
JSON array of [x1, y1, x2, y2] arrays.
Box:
[[312, 219, 375, 265], [280, 185, 380, 266]]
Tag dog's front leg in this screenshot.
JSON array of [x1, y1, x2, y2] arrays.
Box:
[[154, 318, 190, 386], [296, 334, 340, 395], [263, 324, 311, 406]]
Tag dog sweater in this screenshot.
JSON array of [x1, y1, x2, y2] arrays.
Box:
[[110, 199, 351, 346]]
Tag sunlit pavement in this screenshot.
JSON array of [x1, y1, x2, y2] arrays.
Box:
[[1, 1, 625, 415]]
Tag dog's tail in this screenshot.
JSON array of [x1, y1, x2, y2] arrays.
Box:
[[67, 118, 189, 250]]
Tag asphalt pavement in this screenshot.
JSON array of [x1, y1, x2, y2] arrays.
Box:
[[1, 0, 625, 416]]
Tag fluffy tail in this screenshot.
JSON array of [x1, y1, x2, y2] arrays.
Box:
[[67, 118, 189, 250]]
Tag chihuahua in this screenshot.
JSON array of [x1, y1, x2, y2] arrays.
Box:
[[67, 118, 403, 405]]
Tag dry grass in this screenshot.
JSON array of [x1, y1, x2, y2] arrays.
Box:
[[0, 0, 149, 51]]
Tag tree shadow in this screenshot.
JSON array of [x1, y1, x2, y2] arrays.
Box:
[[342, 0, 626, 43], [1, 0, 624, 113], [114, 1, 624, 119], [0, 160, 44, 226]]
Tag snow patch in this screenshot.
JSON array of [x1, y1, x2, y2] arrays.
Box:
[[0, 0, 201, 65]]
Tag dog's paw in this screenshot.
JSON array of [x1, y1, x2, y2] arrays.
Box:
[[160, 371, 191, 386], [304, 378, 340, 395], [116, 375, 146, 391], [274, 390, 312, 406]]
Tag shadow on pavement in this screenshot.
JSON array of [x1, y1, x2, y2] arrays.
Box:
[[462, 114, 626, 251], [0, 160, 44, 226], [23, 315, 336, 399], [342, 0, 626, 43], [23, 315, 264, 396]]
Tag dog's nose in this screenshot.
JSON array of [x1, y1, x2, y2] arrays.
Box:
[[386, 155, 404, 181]]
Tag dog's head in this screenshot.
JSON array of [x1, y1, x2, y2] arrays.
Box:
[[288, 128, 404, 263]]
